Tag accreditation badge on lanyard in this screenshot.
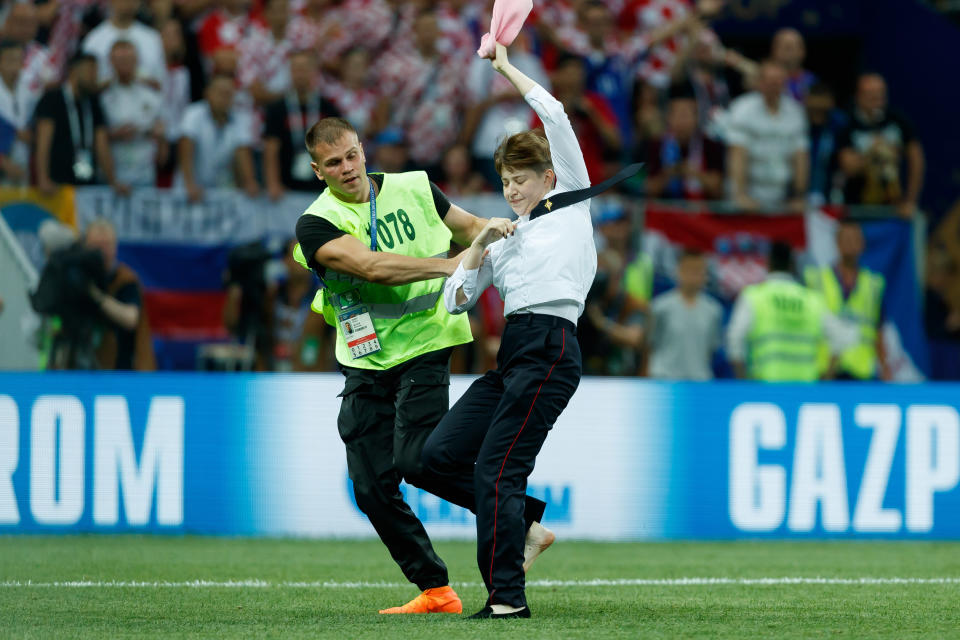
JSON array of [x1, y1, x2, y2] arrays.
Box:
[[336, 180, 382, 359]]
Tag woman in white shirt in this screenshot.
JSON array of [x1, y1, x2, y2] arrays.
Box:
[[421, 44, 595, 620]]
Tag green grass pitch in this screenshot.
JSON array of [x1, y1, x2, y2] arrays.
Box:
[[2, 536, 960, 638]]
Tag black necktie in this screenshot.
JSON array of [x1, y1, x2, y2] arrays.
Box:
[[528, 163, 645, 220]]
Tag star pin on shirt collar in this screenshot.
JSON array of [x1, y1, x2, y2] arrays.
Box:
[[528, 163, 645, 220]]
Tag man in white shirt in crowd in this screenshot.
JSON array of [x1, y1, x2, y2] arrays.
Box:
[[726, 59, 809, 211], [0, 40, 30, 183], [82, 0, 167, 88], [647, 249, 723, 380], [100, 40, 166, 187], [176, 73, 259, 202]]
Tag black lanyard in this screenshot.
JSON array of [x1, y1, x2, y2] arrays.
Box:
[[63, 85, 93, 151], [285, 91, 321, 150], [528, 163, 645, 220]]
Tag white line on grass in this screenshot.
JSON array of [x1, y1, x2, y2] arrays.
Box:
[[1, 578, 959, 588]]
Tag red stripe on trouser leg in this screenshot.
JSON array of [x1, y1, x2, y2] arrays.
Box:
[[488, 328, 566, 599]]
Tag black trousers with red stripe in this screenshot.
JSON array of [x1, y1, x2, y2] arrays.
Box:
[[422, 314, 582, 608]]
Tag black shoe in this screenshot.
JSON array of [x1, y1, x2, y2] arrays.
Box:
[[468, 605, 531, 619]]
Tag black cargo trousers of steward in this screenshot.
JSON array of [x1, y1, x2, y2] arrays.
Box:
[[336, 346, 547, 590]]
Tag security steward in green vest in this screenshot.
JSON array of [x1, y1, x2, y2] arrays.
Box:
[[804, 219, 889, 380], [726, 242, 855, 381], [293, 117, 546, 615]]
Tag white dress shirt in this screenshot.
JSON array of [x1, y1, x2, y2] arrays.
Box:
[[100, 80, 164, 186], [444, 84, 597, 325], [174, 101, 253, 189], [725, 92, 809, 207], [0, 74, 34, 174]]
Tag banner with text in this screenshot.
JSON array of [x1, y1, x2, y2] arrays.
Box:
[[1, 374, 958, 539]]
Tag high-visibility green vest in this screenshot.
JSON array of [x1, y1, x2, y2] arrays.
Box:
[[293, 171, 472, 370], [745, 278, 826, 382], [624, 253, 653, 303], [804, 265, 884, 379]]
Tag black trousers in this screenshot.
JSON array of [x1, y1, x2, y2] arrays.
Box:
[[337, 347, 547, 591], [422, 315, 582, 608]]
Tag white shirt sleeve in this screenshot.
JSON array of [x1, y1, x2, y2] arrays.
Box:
[[178, 103, 202, 141], [724, 97, 751, 149], [822, 311, 860, 355], [444, 255, 494, 314], [725, 292, 753, 364], [523, 84, 590, 191]]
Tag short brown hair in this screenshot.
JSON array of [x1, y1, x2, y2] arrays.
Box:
[[305, 117, 357, 158], [493, 129, 553, 176]]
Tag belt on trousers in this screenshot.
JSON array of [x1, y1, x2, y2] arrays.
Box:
[[505, 313, 576, 334]]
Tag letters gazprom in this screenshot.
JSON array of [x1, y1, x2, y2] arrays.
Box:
[[729, 402, 960, 534], [0, 394, 184, 529]]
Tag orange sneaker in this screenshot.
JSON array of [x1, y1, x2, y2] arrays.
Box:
[[378, 586, 463, 614]]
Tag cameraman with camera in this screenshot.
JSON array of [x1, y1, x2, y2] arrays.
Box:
[[33, 219, 155, 370]]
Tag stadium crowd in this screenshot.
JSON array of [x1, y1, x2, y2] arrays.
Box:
[[3, 0, 957, 379]]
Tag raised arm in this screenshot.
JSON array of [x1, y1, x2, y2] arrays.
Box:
[[490, 43, 589, 190]]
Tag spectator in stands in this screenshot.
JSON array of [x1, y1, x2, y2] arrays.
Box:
[[237, 0, 294, 109], [925, 235, 960, 380], [222, 237, 327, 371], [646, 249, 722, 380], [805, 220, 890, 381], [270, 237, 327, 372], [770, 27, 816, 102], [726, 60, 809, 211], [560, 0, 643, 145], [263, 49, 341, 200], [160, 19, 189, 160], [82, 0, 166, 87], [617, 0, 725, 89], [369, 128, 410, 174], [82, 218, 156, 370], [583, 205, 651, 375], [548, 52, 621, 184], [2, 3, 57, 116], [377, 8, 468, 173], [175, 73, 258, 202], [461, 34, 550, 188], [323, 46, 381, 139], [288, 0, 391, 69], [632, 79, 665, 144], [726, 242, 853, 381], [101, 40, 166, 187], [805, 82, 848, 207], [436, 144, 487, 198], [33, 53, 127, 195], [836, 73, 924, 217], [562, 0, 722, 146], [0, 41, 30, 184], [642, 89, 724, 200], [196, 0, 262, 68]]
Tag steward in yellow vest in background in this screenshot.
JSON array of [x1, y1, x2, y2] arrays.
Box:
[[726, 241, 855, 382], [292, 117, 502, 614], [743, 276, 827, 381], [804, 220, 887, 380]]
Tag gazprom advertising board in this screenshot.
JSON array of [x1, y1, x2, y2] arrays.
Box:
[[0, 373, 958, 539]]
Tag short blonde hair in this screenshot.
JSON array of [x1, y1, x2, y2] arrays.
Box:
[[305, 117, 358, 159], [494, 129, 553, 176]]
